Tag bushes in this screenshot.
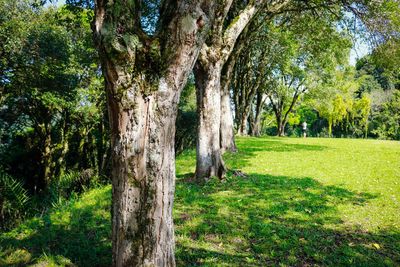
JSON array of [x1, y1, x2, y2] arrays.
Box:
[[0, 167, 104, 230], [0, 169, 29, 229]]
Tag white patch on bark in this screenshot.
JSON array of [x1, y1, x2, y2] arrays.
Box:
[[181, 14, 196, 34], [158, 77, 168, 92]]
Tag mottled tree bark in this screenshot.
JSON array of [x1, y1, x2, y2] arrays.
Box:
[[195, 0, 290, 180], [93, 0, 213, 265], [195, 62, 226, 180], [42, 128, 53, 186]]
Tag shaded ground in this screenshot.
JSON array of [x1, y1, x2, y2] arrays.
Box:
[[1, 137, 399, 266]]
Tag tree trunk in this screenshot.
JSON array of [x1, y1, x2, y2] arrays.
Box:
[[57, 131, 69, 178], [107, 80, 177, 266], [194, 0, 270, 181], [220, 42, 244, 153], [42, 127, 53, 187], [328, 119, 333, 137], [195, 62, 226, 181], [195, 65, 226, 180], [237, 112, 249, 136], [250, 92, 265, 137], [251, 115, 262, 137], [54, 112, 68, 178], [220, 78, 236, 153], [77, 128, 88, 169], [93, 1, 213, 265], [277, 124, 285, 137], [277, 116, 285, 137]]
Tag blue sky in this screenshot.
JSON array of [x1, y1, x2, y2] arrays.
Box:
[[48, 0, 369, 66], [349, 39, 370, 66]]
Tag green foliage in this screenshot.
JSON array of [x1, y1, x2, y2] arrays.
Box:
[[371, 90, 400, 140], [176, 78, 197, 154], [240, 10, 352, 136], [0, 1, 107, 193], [0, 169, 29, 229]]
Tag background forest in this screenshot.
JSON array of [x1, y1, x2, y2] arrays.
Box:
[[0, 0, 399, 251]]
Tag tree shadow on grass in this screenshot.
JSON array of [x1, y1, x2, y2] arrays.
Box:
[[0, 186, 112, 266], [174, 174, 400, 266]]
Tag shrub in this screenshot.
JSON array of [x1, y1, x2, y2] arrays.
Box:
[[0, 169, 29, 229]]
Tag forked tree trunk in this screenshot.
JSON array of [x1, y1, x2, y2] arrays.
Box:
[[93, 0, 213, 265], [195, 62, 226, 180], [277, 121, 286, 137]]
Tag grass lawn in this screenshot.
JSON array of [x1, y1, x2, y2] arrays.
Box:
[[1, 137, 399, 266]]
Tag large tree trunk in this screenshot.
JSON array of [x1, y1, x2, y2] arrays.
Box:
[[107, 77, 178, 266], [220, 42, 244, 153], [195, 62, 226, 180], [93, 0, 213, 265]]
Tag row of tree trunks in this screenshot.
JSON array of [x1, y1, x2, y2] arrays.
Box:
[[194, 0, 269, 181]]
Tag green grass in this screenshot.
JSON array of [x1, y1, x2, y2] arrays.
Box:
[[1, 137, 399, 266]]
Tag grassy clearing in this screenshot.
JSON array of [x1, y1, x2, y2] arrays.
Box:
[[1, 137, 399, 266]]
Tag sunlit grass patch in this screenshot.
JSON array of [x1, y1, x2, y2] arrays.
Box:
[[0, 186, 112, 266]]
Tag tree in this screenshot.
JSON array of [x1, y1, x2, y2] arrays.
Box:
[[92, 0, 220, 265], [353, 95, 371, 138], [371, 90, 400, 140], [194, 1, 290, 181], [311, 68, 358, 136]]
